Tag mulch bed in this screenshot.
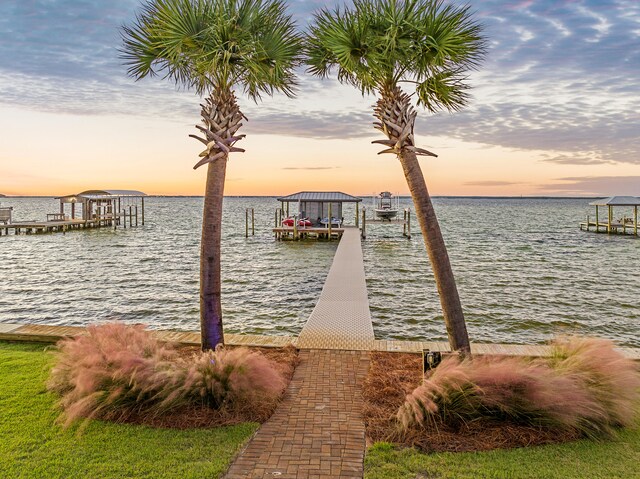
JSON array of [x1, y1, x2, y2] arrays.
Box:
[[362, 351, 579, 452], [120, 344, 299, 429]]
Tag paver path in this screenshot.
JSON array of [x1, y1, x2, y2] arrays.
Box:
[[224, 349, 370, 479]]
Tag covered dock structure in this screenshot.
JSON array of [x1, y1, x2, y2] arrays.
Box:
[[273, 191, 362, 240], [0, 189, 146, 236], [580, 196, 639, 236]]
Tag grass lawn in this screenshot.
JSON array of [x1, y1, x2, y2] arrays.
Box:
[[365, 430, 640, 479], [0, 341, 257, 479]]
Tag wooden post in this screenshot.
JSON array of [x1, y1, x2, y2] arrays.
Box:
[[635, 206, 638, 236], [623, 215, 627, 234], [130, 205, 134, 228], [141, 197, 145, 225], [135, 205, 138, 227], [293, 214, 298, 240], [586, 214, 589, 231], [245, 209, 248, 238], [361, 207, 366, 239], [286, 202, 289, 217], [607, 205, 612, 234], [328, 203, 332, 239], [355, 202, 359, 228], [595, 206, 599, 232], [71, 202, 75, 220], [407, 209, 411, 239], [403, 209, 407, 236], [251, 208, 255, 236]]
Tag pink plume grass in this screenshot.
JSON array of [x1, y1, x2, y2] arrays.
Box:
[[398, 336, 640, 438], [48, 323, 287, 427]]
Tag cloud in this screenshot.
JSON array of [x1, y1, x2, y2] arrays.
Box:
[[247, 111, 372, 139], [282, 166, 340, 170], [540, 153, 613, 165], [464, 180, 524, 187], [0, 0, 639, 165], [538, 176, 640, 196]]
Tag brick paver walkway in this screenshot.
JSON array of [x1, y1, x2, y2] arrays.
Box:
[[224, 349, 370, 479]]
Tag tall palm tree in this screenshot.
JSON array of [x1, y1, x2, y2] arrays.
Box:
[[121, 0, 301, 350], [307, 0, 485, 354]]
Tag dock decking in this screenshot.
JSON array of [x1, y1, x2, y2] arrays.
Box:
[[273, 226, 345, 240], [297, 227, 375, 350]]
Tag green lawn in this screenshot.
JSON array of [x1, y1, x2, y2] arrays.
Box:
[[0, 341, 257, 479], [365, 430, 640, 479]]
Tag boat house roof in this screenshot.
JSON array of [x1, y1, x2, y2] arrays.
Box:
[[57, 189, 147, 202], [589, 196, 640, 206], [277, 191, 362, 203]]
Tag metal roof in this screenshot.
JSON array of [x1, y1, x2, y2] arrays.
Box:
[[589, 196, 640, 206], [57, 189, 147, 201], [277, 191, 362, 203]]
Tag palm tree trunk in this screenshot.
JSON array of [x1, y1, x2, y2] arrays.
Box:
[[192, 89, 246, 351], [399, 150, 470, 354], [200, 158, 227, 351], [373, 86, 470, 354]]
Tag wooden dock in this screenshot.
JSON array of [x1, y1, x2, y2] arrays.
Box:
[[273, 226, 345, 240], [579, 221, 638, 236], [1, 219, 103, 236]]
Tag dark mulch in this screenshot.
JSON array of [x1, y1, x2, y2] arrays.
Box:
[[363, 351, 579, 453], [121, 344, 299, 430]]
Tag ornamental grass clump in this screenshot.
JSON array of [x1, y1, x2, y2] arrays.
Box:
[[160, 347, 286, 422], [47, 323, 178, 427], [48, 323, 287, 427], [398, 337, 639, 439], [549, 336, 640, 437]]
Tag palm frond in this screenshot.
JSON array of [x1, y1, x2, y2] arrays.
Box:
[[121, 0, 302, 98], [416, 68, 470, 112], [305, 0, 486, 110]]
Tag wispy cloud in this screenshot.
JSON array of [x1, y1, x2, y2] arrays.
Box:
[[464, 180, 524, 187], [538, 176, 640, 196], [282, 166, 340, 170]]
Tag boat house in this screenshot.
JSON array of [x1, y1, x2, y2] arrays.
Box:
[[580, 196, 639, 236], [57, 189, 146, 226]]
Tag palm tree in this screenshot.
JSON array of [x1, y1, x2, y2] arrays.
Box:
[[121, 0, 301, 350], [306, 0, 485, 354]]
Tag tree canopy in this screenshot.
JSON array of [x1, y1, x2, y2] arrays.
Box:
[[121, 0, 302, 99], [306, 0, 485, 111]]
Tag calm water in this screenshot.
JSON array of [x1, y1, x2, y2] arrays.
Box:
[[0, 197, 638, 347]]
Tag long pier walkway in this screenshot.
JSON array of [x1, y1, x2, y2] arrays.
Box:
[[297, 227, 375, 350]]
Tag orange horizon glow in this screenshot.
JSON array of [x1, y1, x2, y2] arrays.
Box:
[[2, 105, 640, 198]]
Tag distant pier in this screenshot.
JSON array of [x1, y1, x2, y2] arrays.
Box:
[[0, 189, 146, 236]]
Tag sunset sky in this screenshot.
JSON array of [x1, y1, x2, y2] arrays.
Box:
[[0, 0, 639, 197]]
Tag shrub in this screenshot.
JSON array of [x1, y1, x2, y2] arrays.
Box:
[[48, 323, 178, 426], [398, 337, 639, 438], [48, 323, 287, 426], [159, 346, 286, 421], [549, 336, 640, 436]]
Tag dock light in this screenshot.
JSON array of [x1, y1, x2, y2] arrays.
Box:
[[422, 349, 442, 373]]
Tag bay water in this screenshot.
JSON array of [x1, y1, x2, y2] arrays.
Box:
[[0, 197, 637, 347]]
